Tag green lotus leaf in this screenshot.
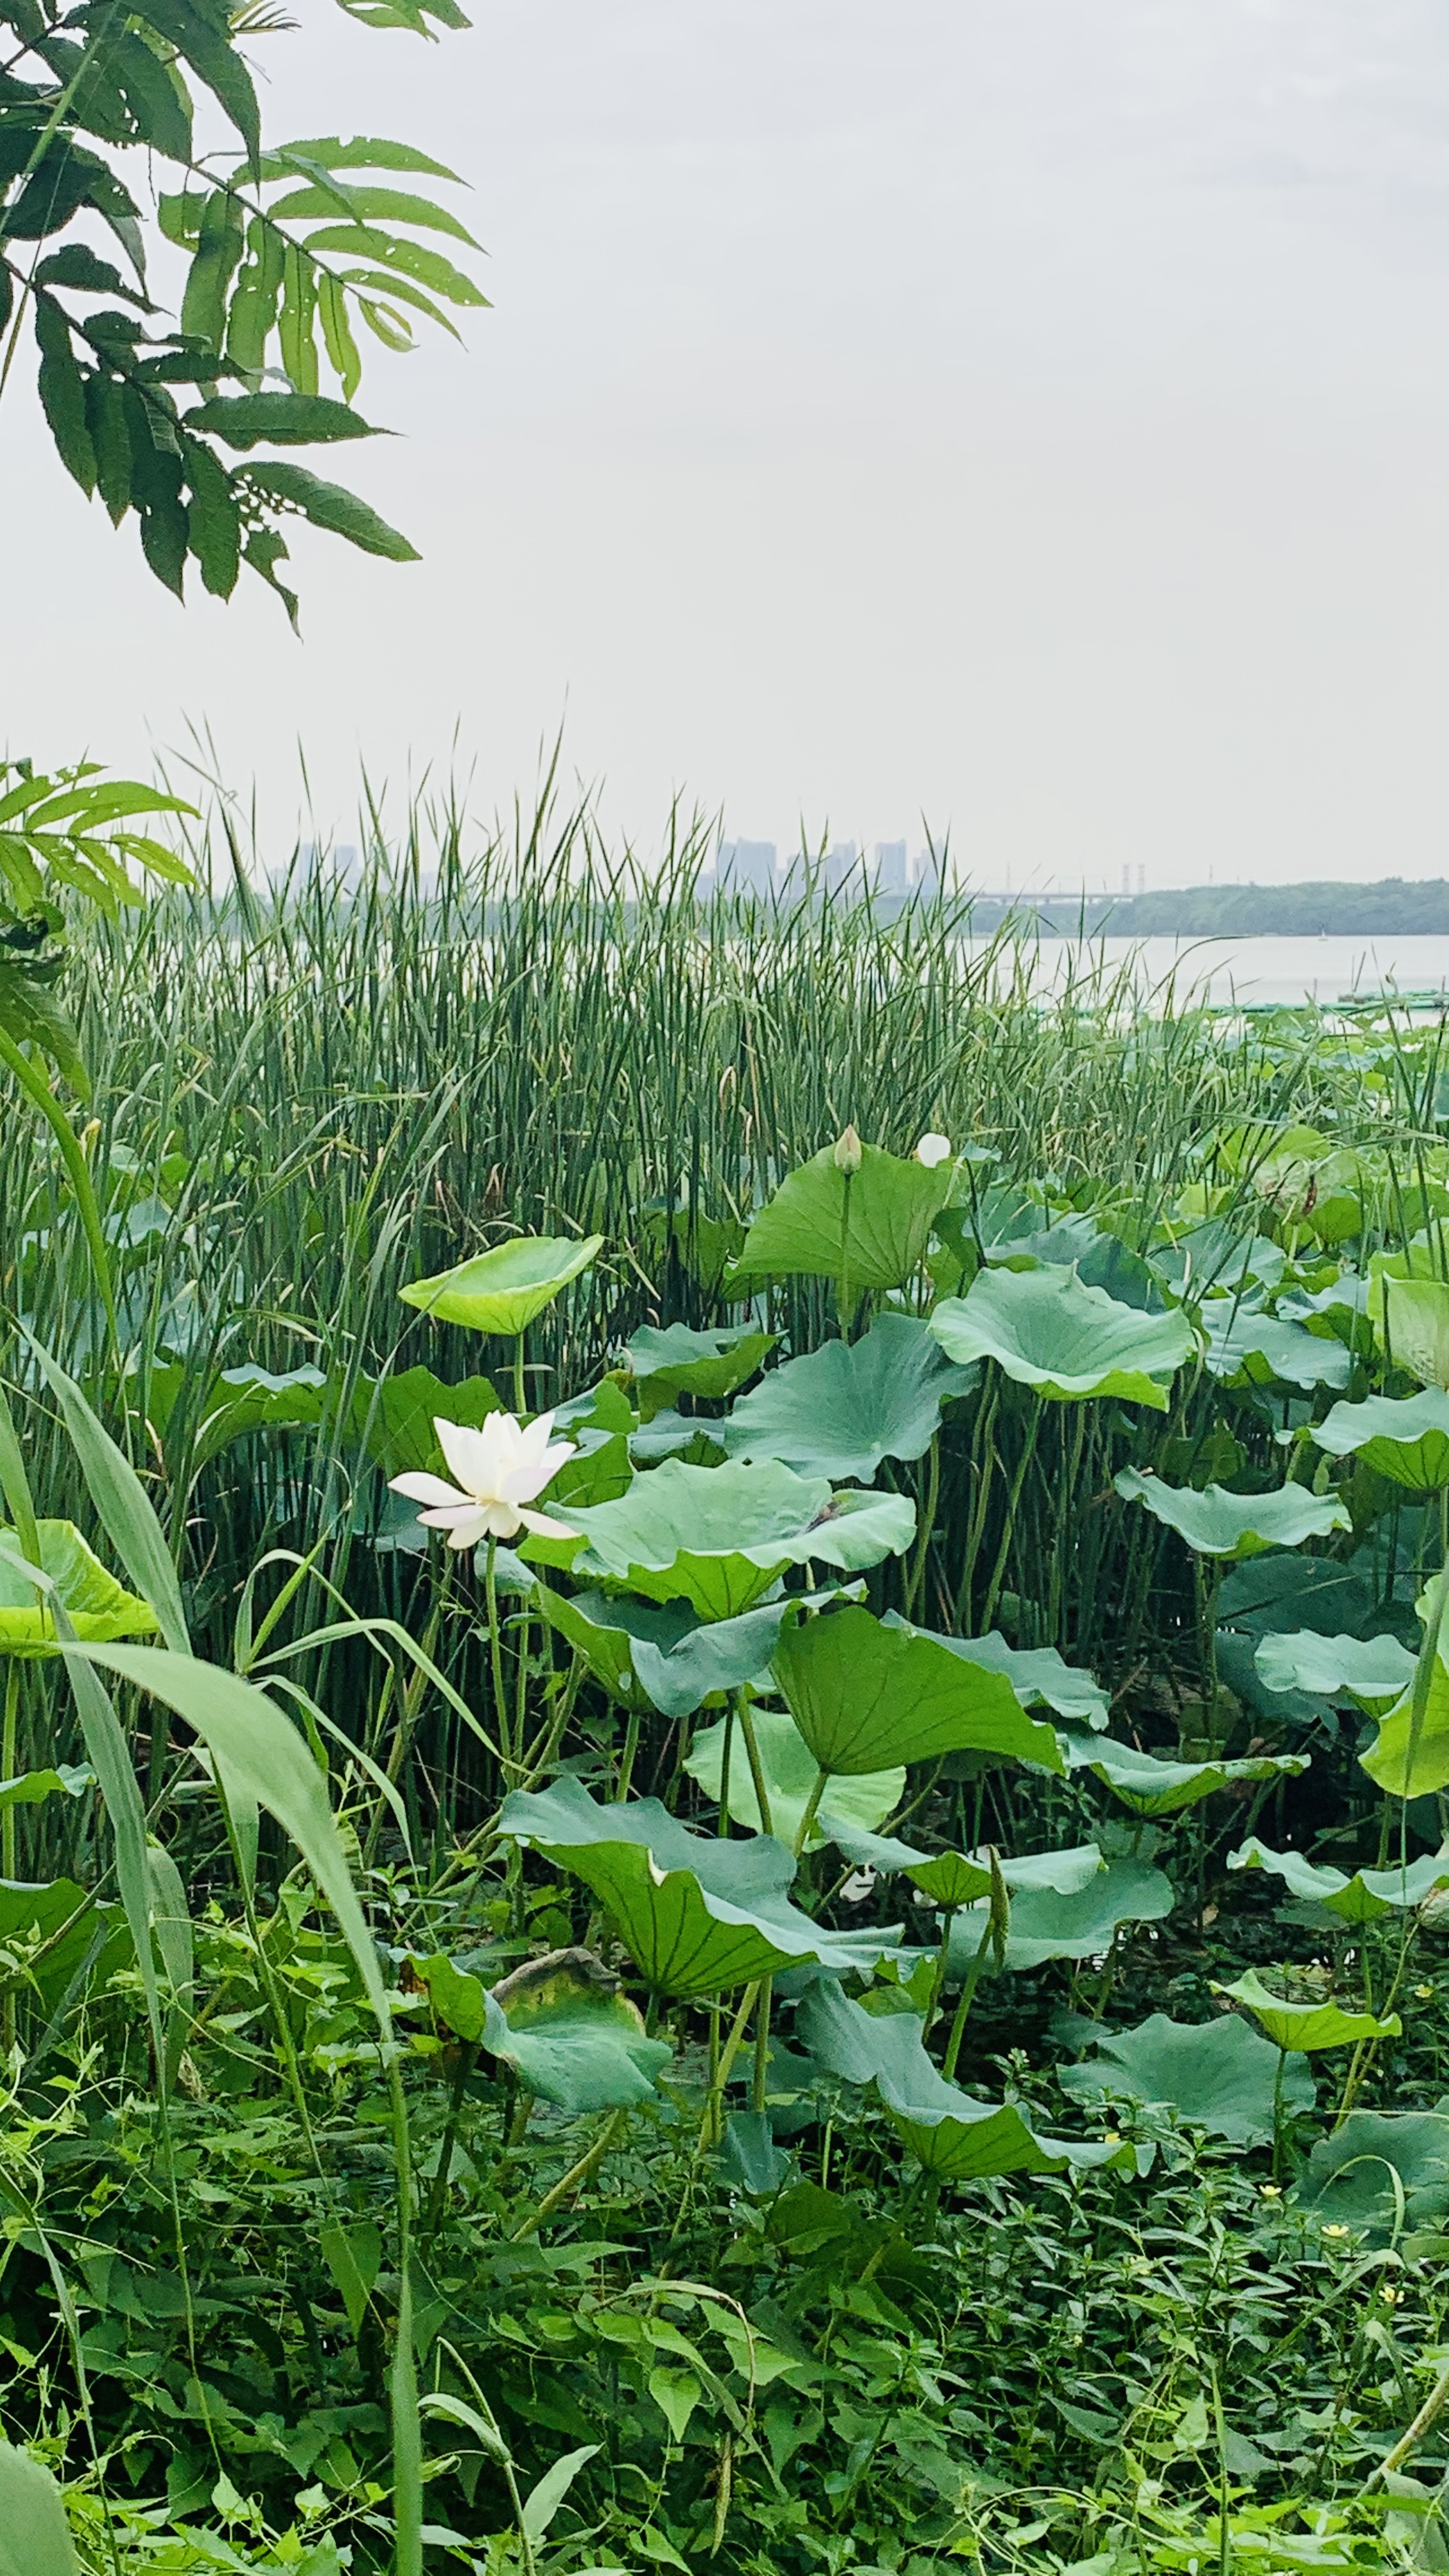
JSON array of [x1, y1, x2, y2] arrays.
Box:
[[532, 1585, 700, 1705], [1153, 1220, 1286, 1300], [1254, 1629, 1416, 1710], [1229, 1836, 1449, 1924], [1215, 1968, 1400, 2053], [723, 1314, 977, 1481], [1218, 1549, 1388, 1642], [949, 1855, 1174, 1972], [1199, 1305, 1351, 1392], [0, 1522, 158, 1659], [827, 1823, 1103, 1905], [773, 1603, 1062, 1776], [142, 1359, 330, 1469], [733, 1141, 951, 1291], [884, 1614, 1110, 1728], [1114, 1468, 1351, 1558], [930, 1266, 1195, 1408], [553, 1457, 914, 1618], [1059, 2011, 1315, 2147], [795, 1979, 1128, 2180], [1313, 1391, 1449, 1493], [1059, 1729, 1308, 1817], [1370, 1274, 1449, 1390], [624, 1322, 776, 1420], [349, 1366, 501, 1480], [419, 1945, 672, 2112], [686, 1703, 904, 1846], [495, 1778, 899, 1996], [0, 1765, 91, 1813], [0, 1876, 129, 2014], [1296, 2112, 1449, 2241], [1360, 1643, 1449, 1799], [399, 1234, 604, 1336]]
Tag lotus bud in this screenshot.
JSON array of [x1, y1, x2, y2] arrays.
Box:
[[914, 1131, 951, 1169], [833, 1124, 862, 1176]]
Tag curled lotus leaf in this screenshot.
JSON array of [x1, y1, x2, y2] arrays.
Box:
[[686, 1703, 903, 1847], [0, 1521, 158, 1659], [884, 1613, 1109, 1728], [1360, 1624, 1449, 1800], [733, 1140, 951, 1291], [1313, 1390, 1449, 1493], [1059, 1729, 1309, 1818], [1060, 2011, 1315, 2147], [723, 1313, 976, 1481], [1254, 1629, 1416, 1710], [623, 1322, 776, 1421], [930, 1266, 1195, 1409], [773, 1602, 1062, 1777], [495, 1777, 900, 1997], [399, 1234, 604, 1337], [418, 1945, 673, 2112], [552, 1456, 914, 1619], [1214, 1967, 1401, 2054], [1369, 1274, 1449, 1391], [827, 1821, 1103, 1907], [795, 1979, 1130, 2181], [948, 1855, 1174, 1972], [0, 1764, 91, 1813], [1199, 1305, 1351, 1393], [1114, 1468, 1351, 1559], [1229, 1836, 1449, 1926]]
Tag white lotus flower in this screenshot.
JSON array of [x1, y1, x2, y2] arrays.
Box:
[[390, 1411, 578, 1549], [914, 1132, 952, 1169]]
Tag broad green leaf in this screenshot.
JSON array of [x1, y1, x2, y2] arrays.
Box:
[[773, 1603, 1062, 1775], [795, 1980, 1127, 2180], [0, 2442, 80, 2576], [1254, 1629, 1416, 1710], [1060, 2011, 1315, 2146], [930, 1266, 1195, 1407], [624, 1321, 775, 1420], [1199, 1303, 1351, 1392], [554, 1457, 914, 1619], [1298, 2112, 1449, 2240], [1215, 1968, 1400, 2053], [1313, 1390, 1449, 1492], [533, 1584, 693, 1705], [0, 1522, 157, 1657], [1229, 1836, 1449, 1924], [399, 1235, 603, 1335], [0, 1876, 128, 2017], [154, 1361, 328, 1471], [687, 1703, 904, 1846], [348, 1367, 501, 1479], [723, 1312, 976, 1480], [520, 2446, 600, 2548], [733, 1140, 949, 1291], [320, 2220, 381, 2336], [0, 1765, 91, 1813], [265, 183, 480, 244], [238, 461, 420, 562], [1218, 1549, 1388, 1642], [1370, 1275, 1449, 1389], [648, 2367, 703, 2442], [827, 1823, 1103, 1902], [496, 1778, 897, 1997], [884, 1614, 1110, 1728], [26, 1337, 190, 1653], [419, 1947, 671, 2110], [1114, 1467, 1351, 1558], [949, 1855, 1174, 1971], [1360, 1644, 1449, 1799], [1059, 1729, 1308, 1818], [75, 1646, 390, 2027], [183, 391, 383, 449]]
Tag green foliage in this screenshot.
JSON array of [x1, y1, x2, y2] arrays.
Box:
[[723, 1310, 976, 1478], [931, 1263, 1196, 1406], [1061, 2011, 1318, 2146], [1115, 1465, 1353, 1557], [400, 1235, 604, 1335]]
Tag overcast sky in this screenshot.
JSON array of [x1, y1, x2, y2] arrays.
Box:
[[8, 0, 1448, 886]]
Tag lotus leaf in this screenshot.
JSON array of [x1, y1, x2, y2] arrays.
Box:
[[773, 1603, 1062, 1776], [495, 1778, 898, 1996], [1218, 1550, 1389, 1643], [1215, 1968, 1400, 2053], [1060, 2011, 1314, 2145], [1229, 1836, 1449, 1924], [1114, 1468, 1351, 1558], [1254, 1630, 1416, 1709], [349, 1367, 501, 1480], [1059, 1729, 1309, 1818], [143, 1359, 330, 1469], [1313, 1391, 1449, 1493], [723, 1314, 976, 1481], [686, 1703, 904, 1846], [554, 1457, 914, 1618], [0, 1876, 128, 2014], [0, 1765, 91, 1813], [624, 1322, 776, 1420], [949, 1855, 1174, 1972], [399, 1234, 604, 1336], [0, 1522, 158, 1658], [930, 1266, 1194, 1408], [1199, 1305, 1351, 1393], [1153, 1220, 1286, 1300], [795, 1980, 1128, 2180], [419, 1946, 672, 2112], [884, 1613, 1110, 1728], [827, 1823, 1103, 1903], [719, 2108, 794, 2197], [532, 1586, 701, 1705], [0, 2443, 79, 2576], [1370, 1275, 1449, 1390], [1359, 1646, 1449, 1800], [1297, 2111, 1449, 2241], [733, 1141, 950, 1291]]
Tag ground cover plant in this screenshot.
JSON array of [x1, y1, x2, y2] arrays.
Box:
[[5, 813, 1449, 2571]]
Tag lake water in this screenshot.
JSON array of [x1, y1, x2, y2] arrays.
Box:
[[962, 933, 1449, 1009]]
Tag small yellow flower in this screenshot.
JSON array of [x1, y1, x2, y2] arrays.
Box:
[[1103, 2132, 1121, 2146], [1381, 2285, 1399, 2305], [1415, 1984, 1435, 2000], [1261, 2184, 1282, 2199], [1322, 2223, 1349, 2238]]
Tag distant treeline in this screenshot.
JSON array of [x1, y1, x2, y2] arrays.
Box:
[[961, 878, 1448, 939]]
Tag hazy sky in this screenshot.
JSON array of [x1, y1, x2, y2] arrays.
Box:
[[8, 0, 1448, 885]]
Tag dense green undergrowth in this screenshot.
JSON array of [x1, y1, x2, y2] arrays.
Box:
[[5, 811, 1449, 2573]]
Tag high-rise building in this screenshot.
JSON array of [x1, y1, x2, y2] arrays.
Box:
[[914, 845, 946, 899], [873, 840, 908, 896], [717, 839, 778, 896], [825, 840, 861, 893]]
